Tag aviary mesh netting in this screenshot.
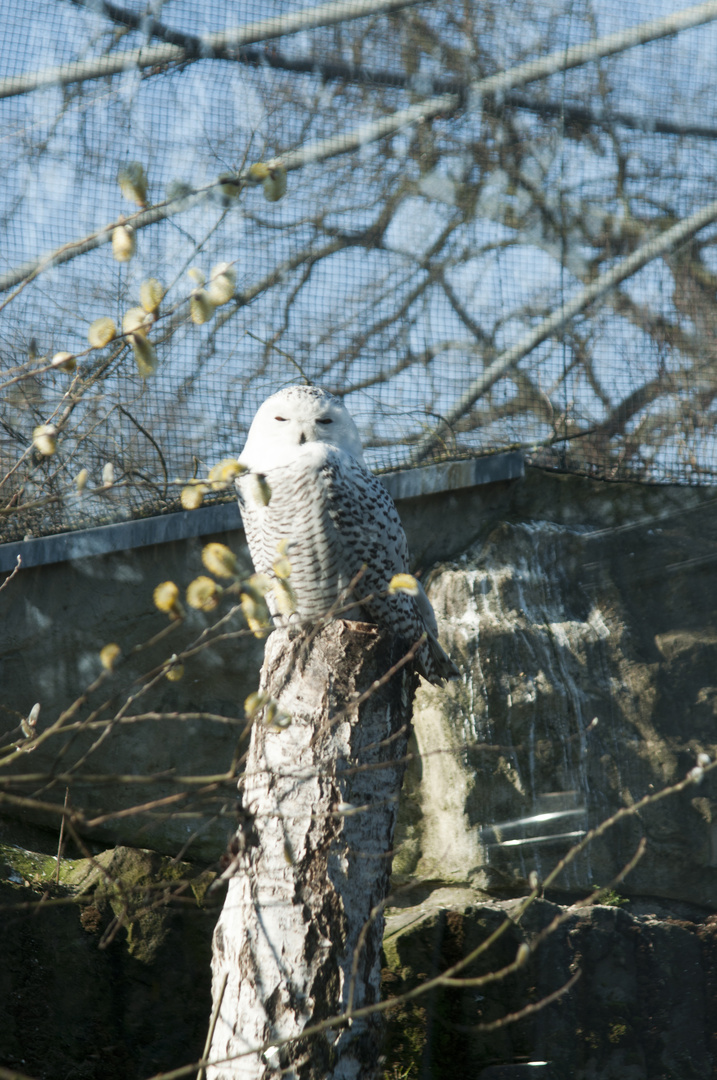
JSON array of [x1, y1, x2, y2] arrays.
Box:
[[2, 0, 717, 541]]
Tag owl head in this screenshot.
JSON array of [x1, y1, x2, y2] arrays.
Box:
[[239, 385, 366, 470]]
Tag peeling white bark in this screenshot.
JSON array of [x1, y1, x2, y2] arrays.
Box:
[[208, 621, 416, 1080]]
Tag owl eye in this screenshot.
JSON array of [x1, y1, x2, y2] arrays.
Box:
[[274, 416, 288, 422], [316, 418, 333, 425]]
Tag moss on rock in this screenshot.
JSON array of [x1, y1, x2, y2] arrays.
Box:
[[0, 842, 219, 1079]]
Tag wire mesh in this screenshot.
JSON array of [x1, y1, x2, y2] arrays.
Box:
[[2, 0, 717, 543]]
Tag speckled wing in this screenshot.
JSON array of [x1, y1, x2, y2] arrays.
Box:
[[318, 450, 409, 616], [236, 448, 362, 621], [236, 448, 458, 683], [320, 452, 458, 684]]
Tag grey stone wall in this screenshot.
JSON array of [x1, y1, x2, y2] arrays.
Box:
[[3, 468, 717, 1080], [400, 472, 717, 907], [0, 526, 263, 858], [2, 468, 716, 902]]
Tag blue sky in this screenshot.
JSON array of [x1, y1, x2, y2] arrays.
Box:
[[2, 0, 717, 535]]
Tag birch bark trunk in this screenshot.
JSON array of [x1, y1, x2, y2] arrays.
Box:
[[208, 620, 417, 1080]]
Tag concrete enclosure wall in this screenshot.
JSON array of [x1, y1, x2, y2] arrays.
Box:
[[1, 468, 716, 904]]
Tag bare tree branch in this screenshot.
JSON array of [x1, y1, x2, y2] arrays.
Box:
[[75, 0, 717, 141], [5, 2, 717, 297], [413, 196, 717, 460], [0, 0, 425, 100]]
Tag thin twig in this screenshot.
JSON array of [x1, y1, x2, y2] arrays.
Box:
[[54, 787, 70, 885], [117, 406, 169, 498], [197, 972, 229, 1080], [473, 970, 582, 1033], [245, 330, 311, 384], [0, 554, 21, 594]]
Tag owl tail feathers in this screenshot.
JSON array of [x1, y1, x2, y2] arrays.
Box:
[[416, 632, 460, 686]]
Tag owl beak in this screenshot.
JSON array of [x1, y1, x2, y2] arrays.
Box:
[[299, 431, 307, 445]]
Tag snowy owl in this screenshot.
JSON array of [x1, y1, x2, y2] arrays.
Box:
[[235, 385, 458, 685]]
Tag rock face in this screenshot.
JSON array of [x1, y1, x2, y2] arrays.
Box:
[[381, 888, 717, 1080], [4, 841, 715, 1080], [399, 476, 717, 907], [0, 843, 217, 1080]]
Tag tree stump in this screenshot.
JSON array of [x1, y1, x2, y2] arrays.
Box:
[[208, 621, 417, 1079]]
